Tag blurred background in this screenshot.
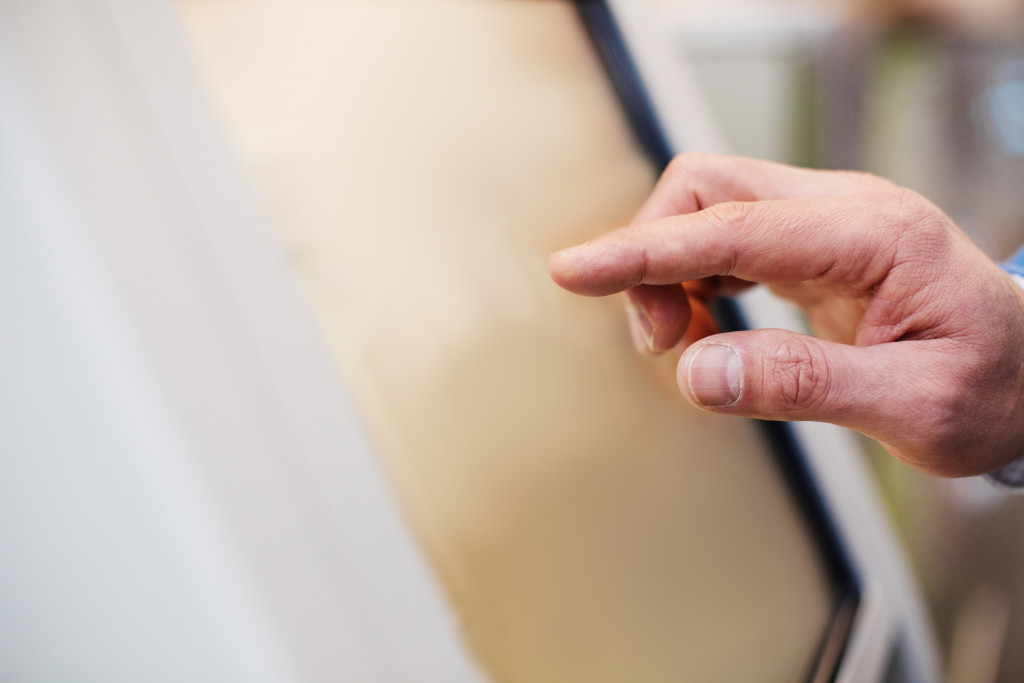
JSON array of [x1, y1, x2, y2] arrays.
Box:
[[4, 0, 1024, 680], [651, 0, 1024, 681]]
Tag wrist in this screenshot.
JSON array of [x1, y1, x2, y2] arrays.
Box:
[[983, 259, 1024, 491]]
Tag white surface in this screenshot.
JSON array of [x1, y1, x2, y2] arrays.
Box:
[[0, 47, 294, 683], [656, 1, 845, 163], [0, 1, 482, 681], [659, 0, 845, 55]]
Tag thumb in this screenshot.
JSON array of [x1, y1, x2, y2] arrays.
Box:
[[676, 326, 1014, 478], [677, 329, 892, 425]]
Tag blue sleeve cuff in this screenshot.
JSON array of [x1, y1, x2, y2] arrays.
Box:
[[1005, 245, 1024, 278], [985, 458, 1024, 490]]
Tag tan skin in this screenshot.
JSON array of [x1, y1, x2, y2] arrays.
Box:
[[550, 154, 1024, 478]]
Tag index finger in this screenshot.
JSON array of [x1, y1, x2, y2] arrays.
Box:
[[550, 192, 901, 297]]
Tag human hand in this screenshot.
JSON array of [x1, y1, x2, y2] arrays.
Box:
[[549, 154, 1024, 477]]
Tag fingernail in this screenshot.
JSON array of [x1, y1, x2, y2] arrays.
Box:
[[687, 344, 742, 406], [626, 302, 654, 352]]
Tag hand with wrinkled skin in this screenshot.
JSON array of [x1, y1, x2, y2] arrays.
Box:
[[549, 154, 1024, 478]]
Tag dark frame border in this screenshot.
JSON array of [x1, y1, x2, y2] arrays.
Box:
[[573, 2, 861, 681]]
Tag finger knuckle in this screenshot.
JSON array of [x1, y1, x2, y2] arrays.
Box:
[[764, 339, 833, 413], [666, 152, 709, 174], [887, 186, 929, 218], [873, 187, 946, 235], [701, 201, 755, 232], [663, 152, 712, 188], [891, 196, 959, 277], [700, 202, 754, 272]]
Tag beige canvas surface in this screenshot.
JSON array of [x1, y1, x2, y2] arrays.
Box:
[[174, 1, 833, 680]]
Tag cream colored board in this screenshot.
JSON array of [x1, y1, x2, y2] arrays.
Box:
[[175, 1, 833, 681]]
